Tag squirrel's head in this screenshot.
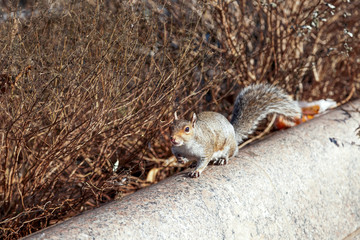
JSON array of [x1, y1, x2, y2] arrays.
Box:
[[169, 112, 197, 146]]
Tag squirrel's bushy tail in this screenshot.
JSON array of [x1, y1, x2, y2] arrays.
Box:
[[231, 84, 301, 144]]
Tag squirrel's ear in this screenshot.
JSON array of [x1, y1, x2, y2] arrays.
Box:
[[174, 111, 179, 120], [191, 113, 197, 127]]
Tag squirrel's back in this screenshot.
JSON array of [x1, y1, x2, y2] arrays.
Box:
[[192, 111, 236, 149], [196, 111, 233, 133], [231, 84, 301, 144]]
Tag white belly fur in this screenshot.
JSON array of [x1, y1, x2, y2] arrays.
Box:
[[211, 145, 230, 160]]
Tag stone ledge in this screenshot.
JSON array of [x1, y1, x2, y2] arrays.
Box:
[[24, 100, 360, 240]]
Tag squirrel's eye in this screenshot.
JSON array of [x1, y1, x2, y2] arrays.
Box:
[[184, 127, 190, 132]]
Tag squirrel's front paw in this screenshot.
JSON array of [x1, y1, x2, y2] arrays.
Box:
[[177, 157, 186, 164], [176, 154, 189, 164], [188, 170, 201, 178]]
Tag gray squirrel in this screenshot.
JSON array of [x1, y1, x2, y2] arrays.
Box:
[[169, 84, 301, 178]]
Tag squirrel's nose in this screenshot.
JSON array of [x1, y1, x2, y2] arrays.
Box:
[[170, 137, 176, 144]]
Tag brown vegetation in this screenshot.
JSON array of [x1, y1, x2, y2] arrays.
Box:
[[0, 0, 359, 238]]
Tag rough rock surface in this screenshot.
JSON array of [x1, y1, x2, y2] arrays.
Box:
[[25, 100, 360, 240]]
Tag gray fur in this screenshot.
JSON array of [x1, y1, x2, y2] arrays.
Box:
[[171, 112, 238, 177], [231, 84, 301, 144], [171, 84, 301, 177]]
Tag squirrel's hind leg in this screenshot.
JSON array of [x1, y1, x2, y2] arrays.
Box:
[[212, 156, 229, 165], [211, 145, 231, 165]]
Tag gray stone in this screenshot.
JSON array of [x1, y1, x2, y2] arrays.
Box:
[[24, 100, 360, 240]]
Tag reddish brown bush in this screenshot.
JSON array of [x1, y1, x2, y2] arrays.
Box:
[[0, 0, 358, 239]]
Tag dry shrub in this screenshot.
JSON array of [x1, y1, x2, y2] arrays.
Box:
[[0, 2, 218, 238], [0, 0, 359, 239], [200, 0, 359, 100]]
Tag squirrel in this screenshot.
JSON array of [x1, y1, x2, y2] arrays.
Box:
[[169, 84, 301, 178]]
